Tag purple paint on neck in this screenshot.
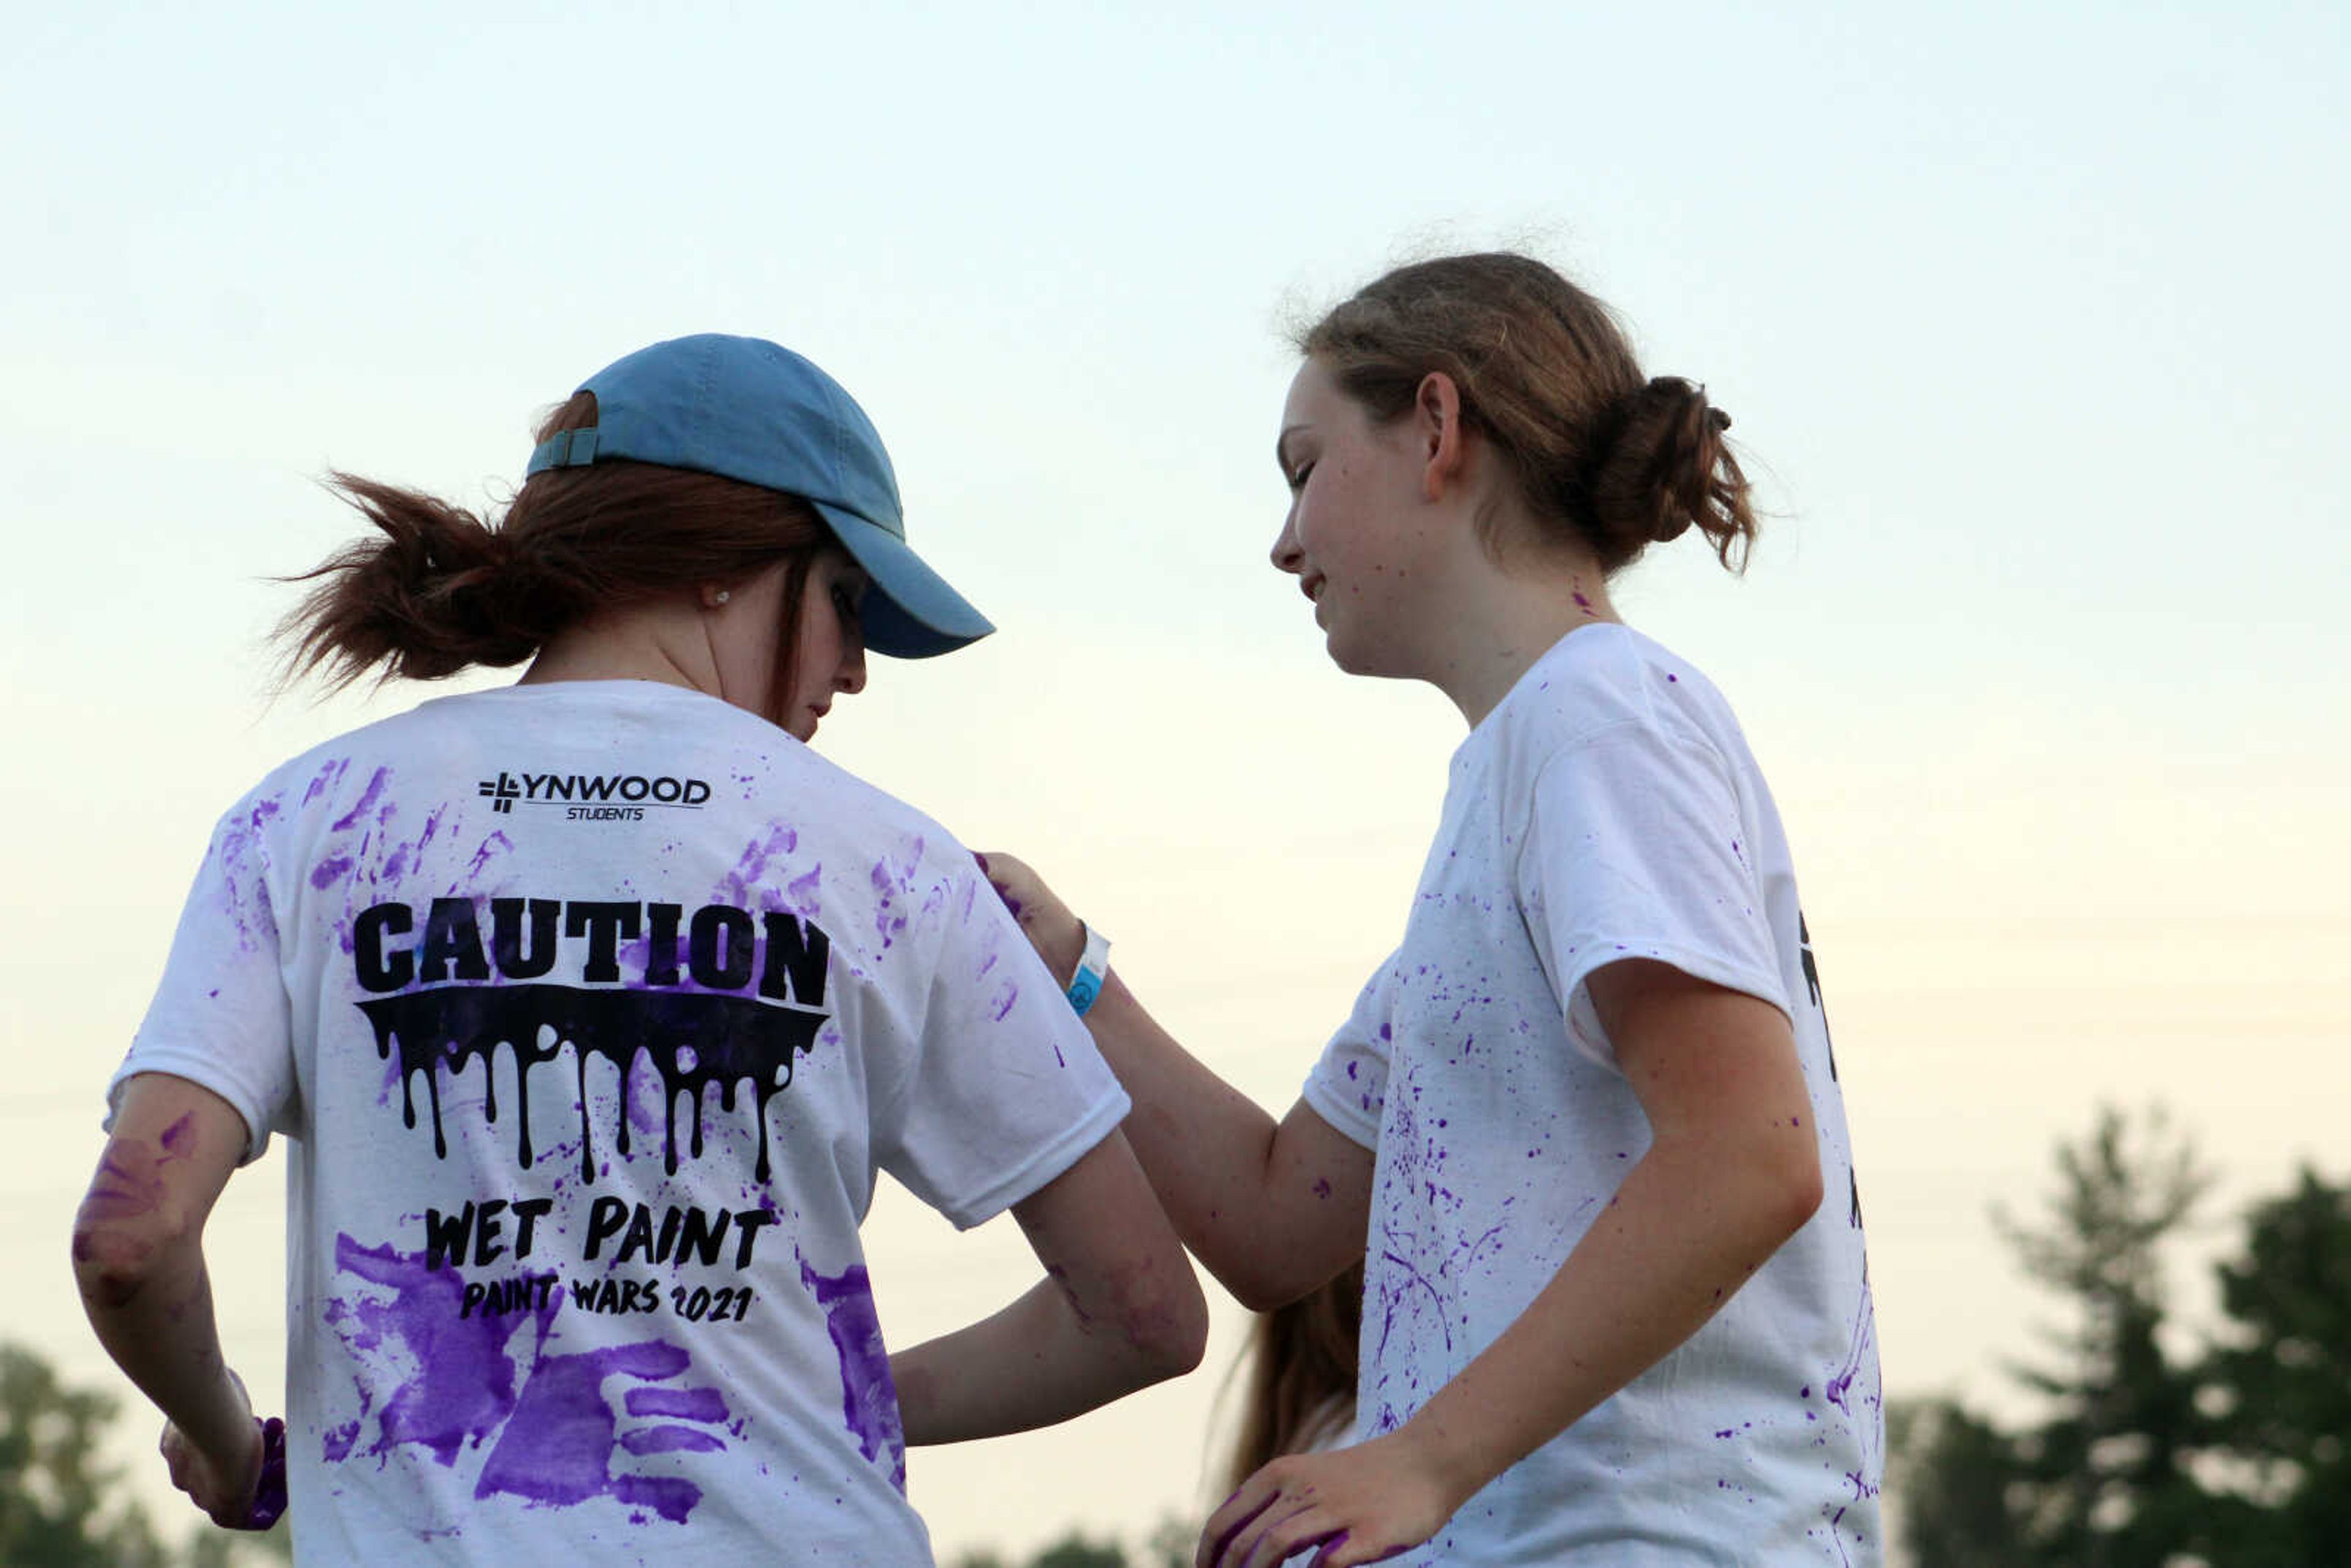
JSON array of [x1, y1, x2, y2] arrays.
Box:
[[331, 767, 392, 833], [799, 1257, 907, 1492]]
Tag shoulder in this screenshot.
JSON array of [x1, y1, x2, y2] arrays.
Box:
[[1492, 624, 1738, 770]]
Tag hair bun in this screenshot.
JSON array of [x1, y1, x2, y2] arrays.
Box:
[[1588, 377, 1749, 556]]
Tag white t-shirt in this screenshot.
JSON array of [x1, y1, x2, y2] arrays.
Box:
[[1302, 625, 1882, 1567], [114, 681, 1128, 1567]]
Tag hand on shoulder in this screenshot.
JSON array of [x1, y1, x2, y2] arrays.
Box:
[[973, 850, 1085, 985]]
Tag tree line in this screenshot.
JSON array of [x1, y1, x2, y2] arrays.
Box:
[[1891, 1106, 2348, 1566]]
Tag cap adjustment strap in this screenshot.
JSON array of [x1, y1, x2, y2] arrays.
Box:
[[525, 426, 601, 476]]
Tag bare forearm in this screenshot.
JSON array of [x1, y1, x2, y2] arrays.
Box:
[[891, 1273, 1188, 1445], [1082, 978, 1276, 1236], [75, 1234, 247, 1457], [1397, 1135, 1821, 1508], [1081, 977, 1362, 1306]]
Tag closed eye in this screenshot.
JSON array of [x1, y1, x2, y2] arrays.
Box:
[[1286, 460, 1315, 493]]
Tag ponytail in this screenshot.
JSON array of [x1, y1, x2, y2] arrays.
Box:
[[276, 477, 555, 690], [273, 391, 831, 697]]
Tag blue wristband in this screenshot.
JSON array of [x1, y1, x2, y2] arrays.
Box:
[[1066, 923, 1111, 1018]]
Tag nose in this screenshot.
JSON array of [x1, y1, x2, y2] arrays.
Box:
[[836, 623, 868, 696], [1270, 508, 1304, 576]]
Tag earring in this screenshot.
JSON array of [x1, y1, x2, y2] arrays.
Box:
[[711, 590, 730, 605]]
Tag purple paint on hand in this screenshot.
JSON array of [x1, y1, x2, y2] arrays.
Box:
[[225, 1416, 288, 1531], [799, 1257, 907, 1492]]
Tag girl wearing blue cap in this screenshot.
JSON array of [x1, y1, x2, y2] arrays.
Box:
[[72, 335, 1206, 1566], [982, 254, 1881, 1567]]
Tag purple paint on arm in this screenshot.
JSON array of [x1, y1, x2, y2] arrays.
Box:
[[799, 1257, 907, 1492]]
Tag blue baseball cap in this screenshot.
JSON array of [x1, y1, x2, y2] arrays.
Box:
[[525, 334, 992, 658]]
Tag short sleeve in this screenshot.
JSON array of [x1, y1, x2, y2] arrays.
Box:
[[109, 799, 298, 1165], [1517, 719, 1791, 1070], [874, 863, 1131, 1231], [1299, 953, 1398, 1150]]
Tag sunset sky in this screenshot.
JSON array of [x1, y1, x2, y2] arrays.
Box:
[[4, 3, 2345, 1559]]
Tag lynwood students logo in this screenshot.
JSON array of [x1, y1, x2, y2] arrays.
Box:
[[477, 769, 713, 820]]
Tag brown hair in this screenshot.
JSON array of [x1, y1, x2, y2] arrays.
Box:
[[1297, 252, 1757, 574], [1221, 1261, 1362, 1493], [276, 391, 834, 724]]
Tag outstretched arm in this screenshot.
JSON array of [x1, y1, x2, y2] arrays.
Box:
[[70, 1072, 268, 1526], [1199, 960, 1825, 1568], [976, 853, 1373, 1310], [891, 1128, 1209, 1443]]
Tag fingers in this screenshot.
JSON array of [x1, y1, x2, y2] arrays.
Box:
[[1199, 1479, 1277, 1568], [160, 1414, 273, 1528], [160, 1422, 193, 1493], [973, 850, 1087, 980], [1201, 1465, 1337, 1568]]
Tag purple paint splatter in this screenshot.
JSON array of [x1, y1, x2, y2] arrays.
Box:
[[328, 1236, 726, 1523], [799, 1257, 906, 1492], [331, 767, 392, 833]]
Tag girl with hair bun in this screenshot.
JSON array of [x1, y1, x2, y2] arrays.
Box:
[[981, 253, 1881, 1566], [71, 334, 1206, 1565]]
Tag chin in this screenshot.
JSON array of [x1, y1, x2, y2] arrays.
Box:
[[1322, 628, 1401, 681]]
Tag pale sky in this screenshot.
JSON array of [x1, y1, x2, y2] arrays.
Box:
[[4, 3, 2347, 1560]]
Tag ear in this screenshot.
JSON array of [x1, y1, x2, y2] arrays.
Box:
[[1414, 372, 1469, 501]]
